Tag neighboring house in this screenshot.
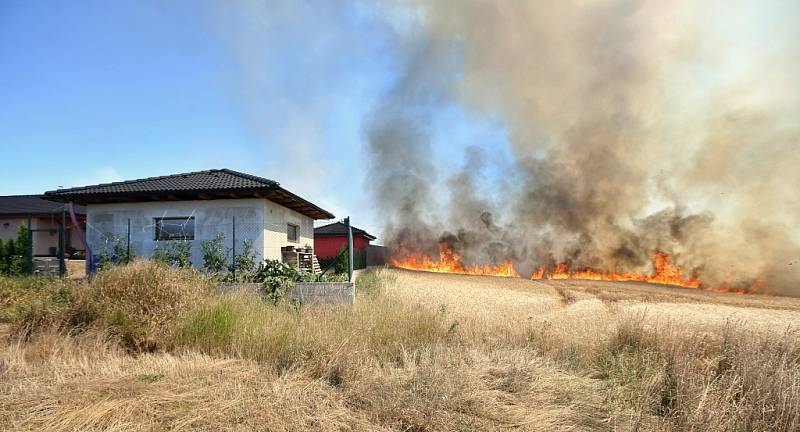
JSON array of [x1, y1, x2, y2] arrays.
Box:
[[314, 221, 376, 269], [44, 169, 334, 269], [0, 195, 86, 258]]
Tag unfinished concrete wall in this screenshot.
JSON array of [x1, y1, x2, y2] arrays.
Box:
[[85, 199, 266, 268], [292, 282, 355, 305]]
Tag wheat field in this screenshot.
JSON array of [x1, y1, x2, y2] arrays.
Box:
[[1, 264, 798, 431]]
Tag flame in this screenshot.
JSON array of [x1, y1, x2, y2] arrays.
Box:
[[532, 251, 701, 289], [390, 243, 520, 277], [390, 245, 762, 293]]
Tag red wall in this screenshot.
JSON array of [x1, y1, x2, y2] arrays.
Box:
[[315, 235, 371, 259]]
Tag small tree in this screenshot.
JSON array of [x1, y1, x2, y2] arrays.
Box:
[[0, 238, 7, 275], [112, 235, 135, 264], [7, 225, 30, 276], [152, 241, 192, 268], [201, 234, 228, 274], [231, 239, 257, 281], [2, 236, 16, 275], [334, 244, 349, 274]]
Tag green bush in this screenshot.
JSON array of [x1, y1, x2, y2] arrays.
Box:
[[0, 225, 31, 276], [96, 234, 135, 269], [152, 241, 192, 267], [201, 234, 228, 274], [252, 259, 314, 302], [230, 240, 258, 281]]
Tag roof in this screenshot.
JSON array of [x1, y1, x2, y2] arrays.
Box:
[[0, 195, 86, 216], [314, 221, 376, 240], [44, 169, 334, 220]]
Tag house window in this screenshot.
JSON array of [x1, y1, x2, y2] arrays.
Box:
[[155, 217, 195, 241], [287, 223, 299, 242]]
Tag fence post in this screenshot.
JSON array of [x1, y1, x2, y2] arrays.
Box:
[[126, 218, 131, 263], [346, 217, 353, 282], [58, 209, 66, 276], [231, 216, 236, 282], [27, 215, 33, 274]]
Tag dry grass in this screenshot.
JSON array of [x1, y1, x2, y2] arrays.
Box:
[[0, 266, 798, 431]]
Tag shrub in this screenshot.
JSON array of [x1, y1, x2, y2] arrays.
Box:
[[0, 225, 31, 276], [252, 259, 321, 302], [0, 276, 74, 324], [152, 241, 192, 268], [12, 260, 214, 351], [201, 234, 228, 274], [335, 245, 349, 274], [77, 260, 212, 350], [231, 240, 257, 281], [96, 234, 135, 269]]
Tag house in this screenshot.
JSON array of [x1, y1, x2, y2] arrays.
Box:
[[0, 195, 86, 259], [314, 221, 376, 269], [44, 169, 334, 270]]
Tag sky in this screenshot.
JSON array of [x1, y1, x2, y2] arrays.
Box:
[[0, 0, 508, 240]]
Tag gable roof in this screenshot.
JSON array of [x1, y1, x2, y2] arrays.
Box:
[[0, 195, 85, 216], [44, 169, 334, 220], [314, 221, 376, 240]]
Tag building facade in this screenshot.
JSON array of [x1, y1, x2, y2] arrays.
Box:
[[45, 169, 333, 270]]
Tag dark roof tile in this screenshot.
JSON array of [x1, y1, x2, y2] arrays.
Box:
[[314, 221, 376, 240], [0, 195, 85, 216], [44, 169, 333, 220]]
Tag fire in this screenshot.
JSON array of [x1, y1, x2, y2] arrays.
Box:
[[531, 251, 702, 289], [390, 243, 520, 278], [390, 245, 763, 293]]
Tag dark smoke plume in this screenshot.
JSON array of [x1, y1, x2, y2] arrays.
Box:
[[367, 1, 800, 295]]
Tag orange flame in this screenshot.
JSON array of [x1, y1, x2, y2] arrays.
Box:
[[390, 245, 762, 293], [390, 243, 520, 278], [532, 251, 701, 289]]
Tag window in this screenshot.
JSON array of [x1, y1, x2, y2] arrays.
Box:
[[155, 217, 195, 241], [287, 223, 299, 242]]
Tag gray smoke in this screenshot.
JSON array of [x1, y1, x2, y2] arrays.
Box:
[[367, 1, 800, 295]]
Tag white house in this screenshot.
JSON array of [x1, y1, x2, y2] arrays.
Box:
[[44, 169, 334, 269]]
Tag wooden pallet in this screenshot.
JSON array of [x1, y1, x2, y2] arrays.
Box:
[[281, 249, 321, 273]]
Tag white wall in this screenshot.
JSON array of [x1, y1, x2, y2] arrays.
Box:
[[86, 199, 265, 268], [263, 200, 315, 260], [85, 198, 315, 267]]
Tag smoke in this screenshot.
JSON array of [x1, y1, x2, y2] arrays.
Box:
[[367, 0, 800, 295]]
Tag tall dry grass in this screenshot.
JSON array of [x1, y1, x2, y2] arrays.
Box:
[[1, 266, 798, 431], [9, 260, 214, 350]]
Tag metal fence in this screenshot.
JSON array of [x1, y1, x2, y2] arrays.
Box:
[[85, 216, 268, 273], [7, 212, 362, 283]]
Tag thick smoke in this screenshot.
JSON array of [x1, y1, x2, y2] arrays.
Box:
[[367, 1, 800, 295]]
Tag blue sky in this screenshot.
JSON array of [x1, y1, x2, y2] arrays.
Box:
[[0, 1, 509, 238]]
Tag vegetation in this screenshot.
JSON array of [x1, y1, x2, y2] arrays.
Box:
[[96, 233, 135, 269], [0, 225, 30, 276], [1, 265, 798, 431], [152, 241, 192, 268]]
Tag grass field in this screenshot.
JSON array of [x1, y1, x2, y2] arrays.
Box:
[[1, 263, 798, 431]]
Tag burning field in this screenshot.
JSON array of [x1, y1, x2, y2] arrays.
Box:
[[367, 1, 800, 297], [390, 245, 763, 293]]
